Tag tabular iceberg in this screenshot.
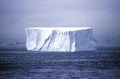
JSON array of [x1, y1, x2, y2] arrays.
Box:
[[26, 27, 97, 52]]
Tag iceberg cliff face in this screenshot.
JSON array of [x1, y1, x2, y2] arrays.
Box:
[[26, 27, 97, 52]]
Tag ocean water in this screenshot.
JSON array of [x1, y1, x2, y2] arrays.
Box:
[[0, 47, 120, 79]]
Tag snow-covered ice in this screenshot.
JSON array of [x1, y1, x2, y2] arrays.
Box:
[[26, 27, 97, 52]]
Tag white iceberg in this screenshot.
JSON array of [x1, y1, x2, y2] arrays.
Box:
[[26, 27, 97, 52]]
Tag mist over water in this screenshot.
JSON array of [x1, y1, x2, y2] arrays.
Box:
[[0, 0, 120, 47], [0, 1, 120, 79]]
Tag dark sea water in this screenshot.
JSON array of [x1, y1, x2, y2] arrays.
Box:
[[0, 47, 120, 79]]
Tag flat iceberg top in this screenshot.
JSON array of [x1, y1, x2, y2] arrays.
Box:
[[26, 26, 97, 52], [26, 27, 92, 31]]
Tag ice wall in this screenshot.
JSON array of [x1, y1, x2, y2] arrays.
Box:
[[26, 27, 97, 52]]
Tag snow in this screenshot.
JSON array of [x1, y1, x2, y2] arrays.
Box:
[[26, 27, 97, 52]]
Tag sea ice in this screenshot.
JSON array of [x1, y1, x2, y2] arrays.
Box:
[[26, 27, 97, 52]]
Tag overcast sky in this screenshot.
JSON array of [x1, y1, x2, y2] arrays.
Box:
[[0, 0, 120, 41]]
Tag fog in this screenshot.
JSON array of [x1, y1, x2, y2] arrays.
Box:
[[0, 0, 120, 41]]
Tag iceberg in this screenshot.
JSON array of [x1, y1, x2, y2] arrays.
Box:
[[26, 27, 97, 52]]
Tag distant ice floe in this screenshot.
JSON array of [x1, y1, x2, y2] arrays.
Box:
[[26, 27, 97, 52]]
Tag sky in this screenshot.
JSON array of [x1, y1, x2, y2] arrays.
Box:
[[0, 0, 120, 41]]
